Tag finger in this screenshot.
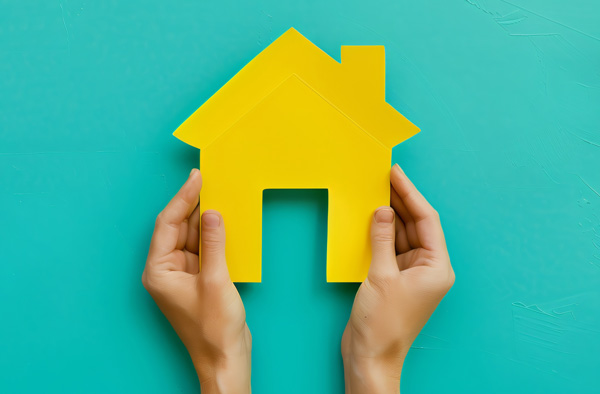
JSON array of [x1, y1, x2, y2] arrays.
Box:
[[390, 186, 413, 225], [368, 206, 399, 279], [176, 220, 188, 250], [149, 169, 202, 259], [394, 213, 411, 254], [391, 186, 420, 249], [390, 164, 436, 222], [184, 250, 199, 275], [200, 210, 230, 280], [185, 205, 200, 254], [391, 164, 446, 252]]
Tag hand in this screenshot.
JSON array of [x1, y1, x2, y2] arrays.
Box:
[[342, 164, 455, 394], [142, 169, 251, 394]]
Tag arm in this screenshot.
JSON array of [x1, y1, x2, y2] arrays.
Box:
[[142, 169, 251, 393], [342, 164, 455, 393]]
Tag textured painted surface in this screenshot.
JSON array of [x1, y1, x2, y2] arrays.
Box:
[[1, 1, 599, 393]]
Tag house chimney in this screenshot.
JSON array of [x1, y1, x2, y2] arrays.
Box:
[[341, 46, 385, 100]]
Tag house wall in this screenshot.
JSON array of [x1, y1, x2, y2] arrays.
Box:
[[200, 74, 391, 281], [1, 1, 599, 393]]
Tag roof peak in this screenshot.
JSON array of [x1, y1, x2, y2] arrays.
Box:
[[174, 28, 419, 150]]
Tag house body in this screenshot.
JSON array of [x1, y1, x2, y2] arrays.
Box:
[[174, 28, 419, 282]]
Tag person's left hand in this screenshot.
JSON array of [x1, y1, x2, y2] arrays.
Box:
[[142, 169, 251, 394], [341, 164, 454, 393]]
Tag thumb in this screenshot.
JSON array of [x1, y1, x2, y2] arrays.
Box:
[[368, 207, 398, 278], [200, 210, 230, 280]]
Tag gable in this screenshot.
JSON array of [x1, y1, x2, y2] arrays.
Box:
[[204, 74, 388, 176], [174, 28, 419, 151]]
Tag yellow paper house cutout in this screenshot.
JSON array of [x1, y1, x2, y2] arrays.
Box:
[[174, 28, 419, 282]]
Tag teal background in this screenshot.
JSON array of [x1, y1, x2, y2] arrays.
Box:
[[1, 0, 599, 392]]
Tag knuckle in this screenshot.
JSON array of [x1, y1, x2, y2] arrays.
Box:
[[141, 273, 151, 291], [411, 268, 454, 296], [141, 271, 158, 294], [201, 272, 227, 289], [433, 269, 455, 293], [155, 212, 178, 230], [202, 237, 224, 253], [420, 207, 438, 222], [405, 190, 420, 205], [446, 269, 456, 289], [367, 273, 395, 294], [154, 213, 165, 228], [372, 232, 394, 244]]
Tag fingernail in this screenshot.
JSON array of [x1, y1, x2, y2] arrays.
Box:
[[189, 168, 199, 178], [375, 208, 394, 223], [202, 212, 220, 228]]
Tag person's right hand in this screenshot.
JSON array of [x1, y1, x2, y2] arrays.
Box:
[[142, 169, 251, 394], [342, 164, 455, 394]]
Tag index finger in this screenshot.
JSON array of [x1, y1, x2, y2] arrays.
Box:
[[390, 164, 446, 252], [148, 169, 202, 260]]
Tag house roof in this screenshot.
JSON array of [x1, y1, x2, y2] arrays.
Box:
[[174, 28, 419, 150]]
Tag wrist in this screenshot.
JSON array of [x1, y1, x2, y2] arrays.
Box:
[[343, 355, 403, 394], [192, 331, 252, 394], [193, 351, 251, 394]]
